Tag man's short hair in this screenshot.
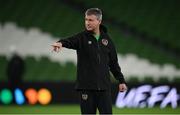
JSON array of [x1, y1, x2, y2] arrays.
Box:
[[85, 8, 102, 20]]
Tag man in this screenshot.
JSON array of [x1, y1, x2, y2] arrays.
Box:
[[52, 8, 127, 114], [7, 52, 25, 90]]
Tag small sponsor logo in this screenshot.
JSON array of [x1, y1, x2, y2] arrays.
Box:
[[82, 94, 88, 100], [88, 41, 92, 44]]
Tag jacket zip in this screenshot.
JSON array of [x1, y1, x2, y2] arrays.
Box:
[[97, 40, 101, 64], [96, 39, 101, 90]]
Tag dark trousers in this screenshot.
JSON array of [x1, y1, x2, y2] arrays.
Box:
[[79, 90, 112, 114]]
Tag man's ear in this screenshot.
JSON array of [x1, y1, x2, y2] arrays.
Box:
[[99, 20, 102, 25]]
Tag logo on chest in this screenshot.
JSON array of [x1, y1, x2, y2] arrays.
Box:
[[102, 39, 108, 46]]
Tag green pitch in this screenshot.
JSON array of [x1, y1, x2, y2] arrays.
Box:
[[0, 105, 179, 114]]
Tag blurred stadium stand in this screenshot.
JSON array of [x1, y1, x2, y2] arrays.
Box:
[[0, 0, 180, 83]]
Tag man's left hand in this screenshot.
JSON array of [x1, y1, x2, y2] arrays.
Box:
[[119, 83, 127, 92]]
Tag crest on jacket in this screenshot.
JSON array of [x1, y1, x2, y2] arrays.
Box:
[[102, 39, 108, 46]]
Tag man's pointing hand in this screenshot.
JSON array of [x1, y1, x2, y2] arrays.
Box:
[[51, 42, 62, 53]]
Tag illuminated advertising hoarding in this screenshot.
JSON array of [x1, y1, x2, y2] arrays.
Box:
[[0, 82, 179, 108], [0, 88, 52, 105]]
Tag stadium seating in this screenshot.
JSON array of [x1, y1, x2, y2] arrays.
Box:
[[72, 0, 180, 50], [0, 0, 179, 82]]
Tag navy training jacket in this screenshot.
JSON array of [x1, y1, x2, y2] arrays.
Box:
[[58, 25, 126, 90]]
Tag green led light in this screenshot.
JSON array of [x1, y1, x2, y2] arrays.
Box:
[[0, 89, 13, 104]]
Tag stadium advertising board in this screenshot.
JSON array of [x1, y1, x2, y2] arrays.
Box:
[[0, 82, 179, 108]]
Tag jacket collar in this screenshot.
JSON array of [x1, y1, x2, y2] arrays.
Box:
[[85, 24, 108, 36]]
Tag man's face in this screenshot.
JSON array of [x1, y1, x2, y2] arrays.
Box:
[[85, 14, 101, 31]]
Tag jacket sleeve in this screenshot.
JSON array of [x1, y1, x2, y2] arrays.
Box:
[[109, 39, 126, 84], [57, 33, 80, 50]]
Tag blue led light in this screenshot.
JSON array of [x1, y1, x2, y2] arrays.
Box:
[[14, 88, 25, 105]]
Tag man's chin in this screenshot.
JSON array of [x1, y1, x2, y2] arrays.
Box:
[[86, 28, 92, 31], [86, 28, 94, 32]]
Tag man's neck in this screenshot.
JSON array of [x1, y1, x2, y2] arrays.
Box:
[[93, 27, 100, 35]]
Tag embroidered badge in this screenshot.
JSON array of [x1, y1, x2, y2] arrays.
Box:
[[102, 39, 108, 46], [82, 94, 88, 100]]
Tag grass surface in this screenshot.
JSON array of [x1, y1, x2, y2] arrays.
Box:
[[0, 105, 180, 114]]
